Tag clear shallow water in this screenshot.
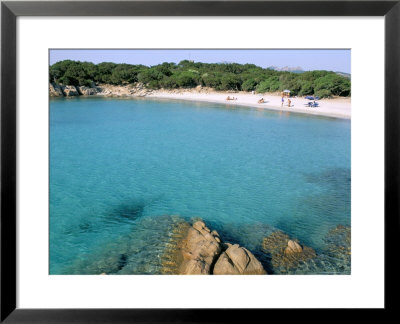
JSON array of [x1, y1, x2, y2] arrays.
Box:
[[50, 97, 351, 274]]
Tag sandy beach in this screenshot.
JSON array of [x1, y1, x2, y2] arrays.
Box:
[[51, 83, 351, 119], [147, 89, 351, 119]]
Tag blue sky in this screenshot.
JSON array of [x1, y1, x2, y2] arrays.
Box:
[[50, 49, 351, 73]]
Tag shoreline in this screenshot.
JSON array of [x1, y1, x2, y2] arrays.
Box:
[[50, 83, 351, 119], [147, 90, 351, 120]]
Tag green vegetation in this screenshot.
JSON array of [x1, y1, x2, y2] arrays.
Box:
[[50, 60, 351, 98]]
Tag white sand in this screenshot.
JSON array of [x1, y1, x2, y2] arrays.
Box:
[[147, 90, 351, 119]]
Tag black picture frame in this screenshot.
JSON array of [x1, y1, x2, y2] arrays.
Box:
[[1, 0, 399, 322]]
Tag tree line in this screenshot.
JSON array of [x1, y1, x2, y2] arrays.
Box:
[[49, 60, 351, 98]]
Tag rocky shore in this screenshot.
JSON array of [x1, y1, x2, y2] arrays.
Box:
[[161, 220, 266, 275], [158, 219, 351, 275], [61, 214, 350, 275], [49, 82, 154, 98]]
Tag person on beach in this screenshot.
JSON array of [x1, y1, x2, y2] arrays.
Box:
[[281, 96, 284, 107], [288, 99, 291, 107], [258, 98, 265, 104]]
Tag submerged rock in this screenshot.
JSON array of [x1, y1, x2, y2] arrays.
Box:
[[262, 231, 316, 273], [283, 225, 351, 275], [213, 243, 266, 275], [61, 215, 189, 275], [285, 240, 303, 255], [323, 225, 351, 265], [160, 220, 192, 274], [324, 225, 351, 250]]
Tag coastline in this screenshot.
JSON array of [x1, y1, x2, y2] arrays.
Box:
[[147, 89, 351, 119], [50, 83, 351, 119]]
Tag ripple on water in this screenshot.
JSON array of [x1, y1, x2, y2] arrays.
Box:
[[50, 98, 350, 274], [60, 215, 189, 274]]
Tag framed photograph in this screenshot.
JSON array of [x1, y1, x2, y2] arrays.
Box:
[[1, 0, 398, 321]]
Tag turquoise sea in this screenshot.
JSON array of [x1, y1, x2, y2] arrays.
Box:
[[49, 97, 351, 274]]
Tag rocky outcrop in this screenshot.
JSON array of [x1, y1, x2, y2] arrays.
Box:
[[95, 83, 154, 97], [213, 243, 266, 275], [78, 86, 99, 96], [50, 83, 82, 97], [49, 82, 156, 98], [161, 219, 266, 275], [49, 83, 63, 97], [129, 83, 154, 97], [179, 221, 222, 274], [159, 220, 350, 275], [62, 85, 79, 96]]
